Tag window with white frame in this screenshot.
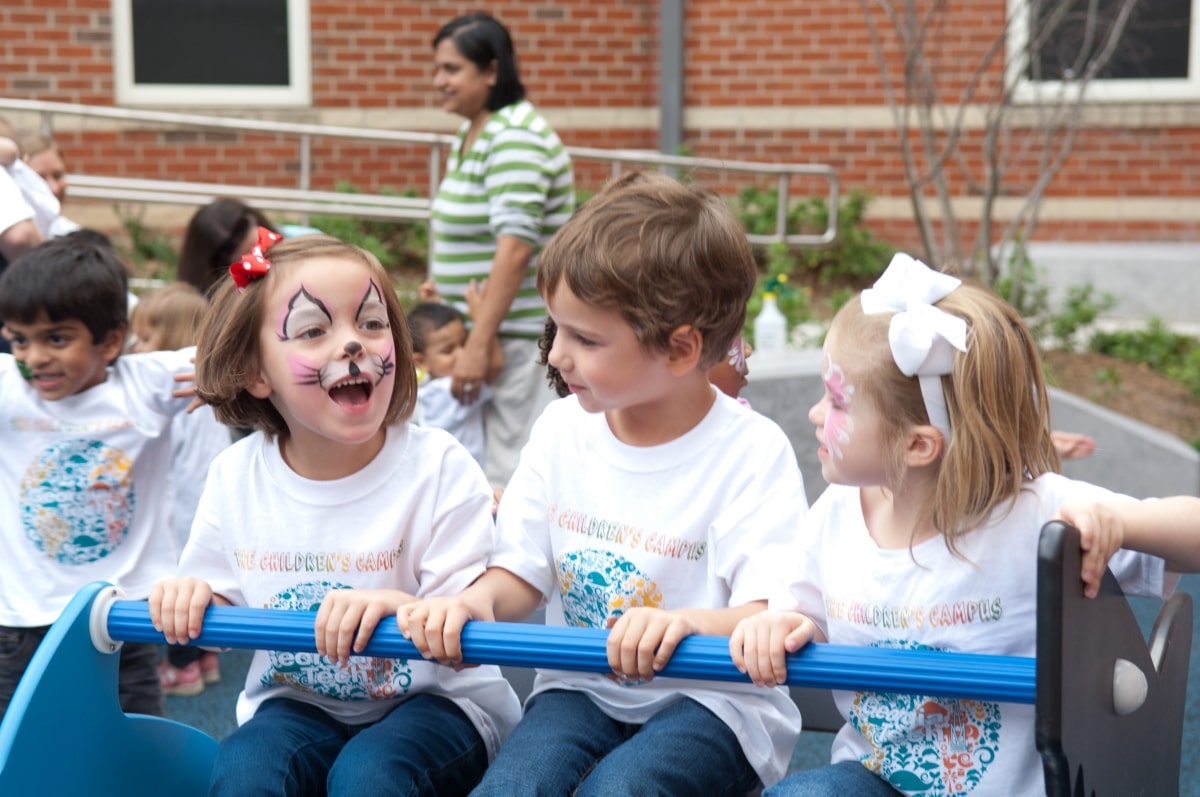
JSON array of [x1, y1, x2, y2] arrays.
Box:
[[1009, 0, 1200, 102], [112, 0, 311, 106]]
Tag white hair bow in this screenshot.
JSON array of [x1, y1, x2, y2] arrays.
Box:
[[861, 253, 968, 443]]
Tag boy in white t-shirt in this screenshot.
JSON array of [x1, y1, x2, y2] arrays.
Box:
[[407, 300, 490, 468], [399, 171, 810, 795], [0, 236, 196, 720]]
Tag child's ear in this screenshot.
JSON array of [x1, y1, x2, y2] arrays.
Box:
[[411, 351, 427, 369], [100, 324, 126, 365], [665, 324, 704, 374], [246, 363, 273, 399], [905, 424, 945, 468]]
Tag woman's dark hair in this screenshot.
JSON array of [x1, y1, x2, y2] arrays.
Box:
[[177, 198, 276, 298], [434, 12, 526, 111]]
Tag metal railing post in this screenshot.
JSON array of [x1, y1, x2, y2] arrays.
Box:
[[0, 97, 839, 250]]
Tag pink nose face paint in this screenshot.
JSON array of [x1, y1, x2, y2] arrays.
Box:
[[822, 354, 855, 460]]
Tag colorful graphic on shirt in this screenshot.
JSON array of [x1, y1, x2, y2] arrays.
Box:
[[259, 580, 412, 700], [851, 639, 1001, 796], [20, 439, 134, 564], [556, 549, 664, 628]]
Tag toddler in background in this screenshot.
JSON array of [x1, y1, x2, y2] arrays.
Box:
[[407, 300, 490, 469], [0, 118, 62, 241], [130, 282, 233, 696]]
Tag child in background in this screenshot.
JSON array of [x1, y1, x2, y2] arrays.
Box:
[[399, 172, 809, 795], [177, 198, 278, 298], [130, 282, 233, 696], [408, 301, 490, 465], [20, 135, 80, 238], [0, 118, 59, 242], [0, 236, 196, 720], [408, 277, 501, 465], [708, 333, 752, 406], [729, 253, 1200, 797], [149, 233, 519, 796]]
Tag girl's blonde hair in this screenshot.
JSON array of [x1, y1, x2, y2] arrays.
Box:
[[832, 278, 1060, 551], [195, 235, 417, 439], [131, 283, 207, 350]]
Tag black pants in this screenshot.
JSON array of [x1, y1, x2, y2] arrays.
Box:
[[0, 624, 166, 722]]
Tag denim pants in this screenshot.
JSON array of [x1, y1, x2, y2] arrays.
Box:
[[765, 760, 900, 796], [471, 689, 760, 797], [211, 694, 488, 797], [0, 624, 164, 722]]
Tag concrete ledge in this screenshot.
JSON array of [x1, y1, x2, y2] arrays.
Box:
[[742, 351, 1200, 503], [1020, 242, 1200, 329]]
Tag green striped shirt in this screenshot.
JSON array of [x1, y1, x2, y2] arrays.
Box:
[[431, 100, 575, 338]]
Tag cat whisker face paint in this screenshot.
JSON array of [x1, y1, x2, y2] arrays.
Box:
[[255, 256, 398, 444]]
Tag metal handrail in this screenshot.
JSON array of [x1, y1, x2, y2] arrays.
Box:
[[0, 97, 838, 247]]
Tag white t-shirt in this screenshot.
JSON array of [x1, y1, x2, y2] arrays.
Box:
[[0, 168, 34, 239], [178, 425, 520, 758], [3, 159, 60, 238], [774, 474, 1173, 797], [168, 405, 231, 554], [0, 349, 195, 626], [415, 374, 488, 468], [491, 391, 809, 786]]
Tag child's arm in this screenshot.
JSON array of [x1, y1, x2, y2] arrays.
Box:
[[728, 610, 827, 688], [606, 602, 767, 682], [316, 588, 417, 664], [1056, 496, 1200, 598], [0, 137, 17, 167], [148, 577, 230, 645], [465, 278, 505, 384], [396, 567, 542, 665]]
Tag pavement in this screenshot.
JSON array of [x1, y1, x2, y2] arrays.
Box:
[[166, 573, 1200, 794]]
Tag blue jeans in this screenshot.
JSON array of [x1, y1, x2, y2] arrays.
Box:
[[212, 694, 488, 797], [765, 760, 900, 796], [0, 624, 164, 721], [472, 689, 759, 797]]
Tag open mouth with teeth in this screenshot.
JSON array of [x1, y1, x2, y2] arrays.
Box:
[[328, 373, 373, 407]]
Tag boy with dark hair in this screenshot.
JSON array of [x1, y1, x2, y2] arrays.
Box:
[[0, 236, 196, 720], [400, 171, 809, 795], [408, 300, 490, 469]]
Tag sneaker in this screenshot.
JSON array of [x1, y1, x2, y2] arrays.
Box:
[[158, 659, 205, 697], [199, 652, 221, 685]]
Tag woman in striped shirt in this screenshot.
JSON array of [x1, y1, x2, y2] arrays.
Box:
[[429, 11, 575, 491]]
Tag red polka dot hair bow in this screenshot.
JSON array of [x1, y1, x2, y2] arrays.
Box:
[[229, 227, 284, 290]]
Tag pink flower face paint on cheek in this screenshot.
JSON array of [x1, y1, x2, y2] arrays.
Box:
[[824, 409, 854, 460], [821, 355, 856, 460]]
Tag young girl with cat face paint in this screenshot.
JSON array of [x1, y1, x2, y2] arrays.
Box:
[[148, 232, 519, 797]]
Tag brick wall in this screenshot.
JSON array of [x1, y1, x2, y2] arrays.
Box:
[[1, 0, 1196, 248]]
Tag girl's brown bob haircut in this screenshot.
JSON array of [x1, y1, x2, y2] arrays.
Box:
[[195, 235, 417, 439]]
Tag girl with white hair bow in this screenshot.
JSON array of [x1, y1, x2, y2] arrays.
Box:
[[728, 254, 1200, 797]]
